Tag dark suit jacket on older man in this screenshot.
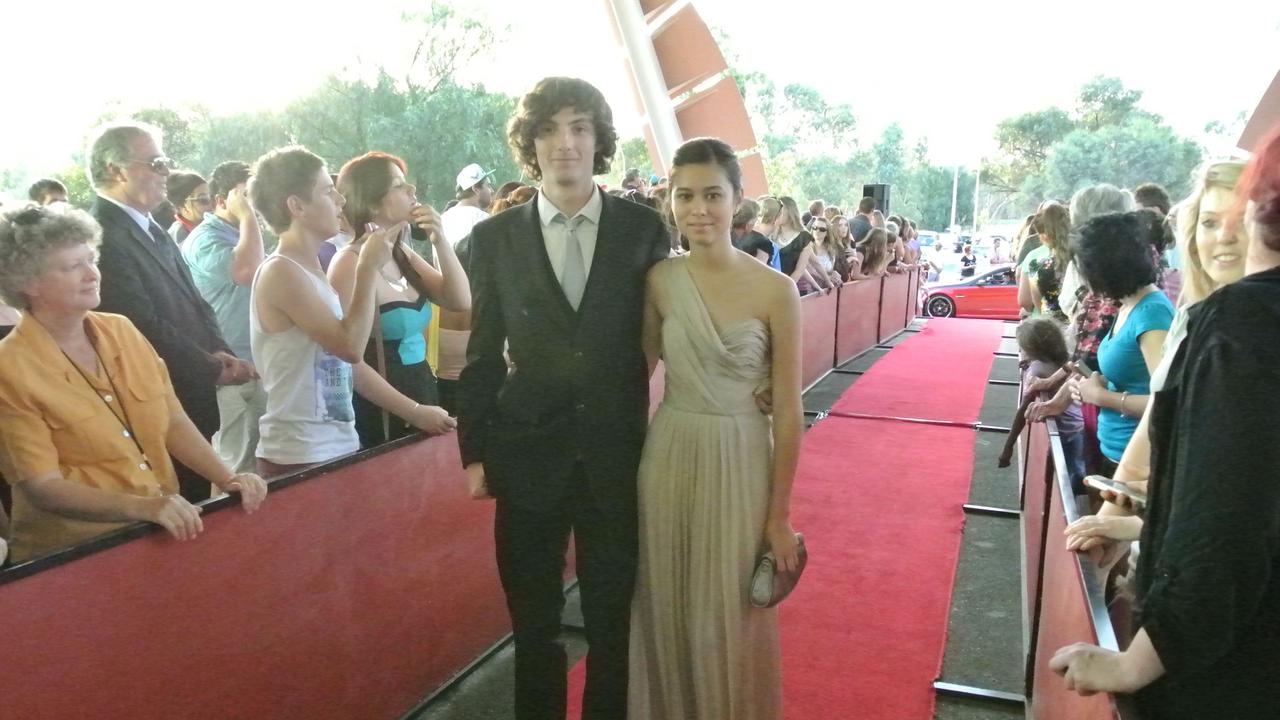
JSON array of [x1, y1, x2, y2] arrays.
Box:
[[91, 198, 231, 499]]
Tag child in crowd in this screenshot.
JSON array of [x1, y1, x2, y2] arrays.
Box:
[[1000, 319, 1086, 494]]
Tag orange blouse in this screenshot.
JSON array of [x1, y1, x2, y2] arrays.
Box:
[[0, 312, 182, 563]]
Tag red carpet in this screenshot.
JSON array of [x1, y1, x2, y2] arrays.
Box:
[[832, 317, 1004, 424], [568, 317, 1003, 719], [783, 317, 1003, 719]]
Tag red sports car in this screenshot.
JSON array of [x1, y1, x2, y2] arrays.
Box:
[[925, 265, 1020, 320]]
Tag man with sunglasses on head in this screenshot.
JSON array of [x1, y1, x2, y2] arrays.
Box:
[[89, 122, 254, 502]]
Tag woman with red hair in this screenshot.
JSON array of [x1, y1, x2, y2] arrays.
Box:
[[1051, 124, 1280, 718]]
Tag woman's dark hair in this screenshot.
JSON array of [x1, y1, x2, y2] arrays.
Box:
[[507, 77, 618, 181], [251, 145, 325, 234], [166, 171, 205, 206], [669, 137, 743, 194], [1135, 207, 1175, 254], [1016, 318, 1070, 366], [336, 151, 430, 299], [1073, 211, 1158, 299], [152, 199, 177, 230]]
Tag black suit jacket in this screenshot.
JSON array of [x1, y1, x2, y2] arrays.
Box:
[[457, 190, 669, 513], [91, 198, 231, 436]]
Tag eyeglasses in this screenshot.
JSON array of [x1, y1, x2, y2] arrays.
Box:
[[124, 156, 176, 174], [189, 194, 212, 205]]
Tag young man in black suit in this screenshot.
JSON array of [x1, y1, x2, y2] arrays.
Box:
[[86, 123, 254, 501], [457, 77, 670, 720]]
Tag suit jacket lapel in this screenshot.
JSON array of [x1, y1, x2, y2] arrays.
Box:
[[519, 200, 577, 331], [98, 201, 203, 307]]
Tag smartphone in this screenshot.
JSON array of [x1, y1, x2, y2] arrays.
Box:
[[1083, 475, 1147, 505], [1073, 358, 1095, 377]]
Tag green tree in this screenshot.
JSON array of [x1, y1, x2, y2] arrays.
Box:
[[1040, 118, 1202, 200], [987, 108, 1075, 193], [616, 137, 653, 179], [1076, 75, 1155, 131]]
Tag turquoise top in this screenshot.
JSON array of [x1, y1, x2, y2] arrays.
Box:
[[1096, 290, 1175, 461], [379, 298, 432, 365]]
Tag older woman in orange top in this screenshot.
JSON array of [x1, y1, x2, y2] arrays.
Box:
[[0, 204, 267, 564]]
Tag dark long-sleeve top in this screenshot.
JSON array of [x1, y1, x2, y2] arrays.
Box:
[[1134, 266, 1280, 719]]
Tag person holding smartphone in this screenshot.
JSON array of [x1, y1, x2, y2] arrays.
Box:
[[328, 152, 471, 448]]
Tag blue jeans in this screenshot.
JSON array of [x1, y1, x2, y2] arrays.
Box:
[[1060, 430, 1087, 495]]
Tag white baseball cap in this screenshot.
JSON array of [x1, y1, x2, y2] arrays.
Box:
[[456, 163, 495, 192]]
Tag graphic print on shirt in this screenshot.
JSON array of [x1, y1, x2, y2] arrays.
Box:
[[315, 348, 355, 422]]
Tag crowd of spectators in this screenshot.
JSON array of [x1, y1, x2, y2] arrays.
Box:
[[0, 104, 923, 567], [995, 125, 1280, 716]]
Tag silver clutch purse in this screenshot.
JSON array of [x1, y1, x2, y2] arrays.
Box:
[[750, 533, 807, 608]]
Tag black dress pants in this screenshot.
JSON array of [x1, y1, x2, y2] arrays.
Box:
[[494, 464, 638, 720]]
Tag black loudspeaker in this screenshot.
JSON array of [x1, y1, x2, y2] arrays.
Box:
[[862, 183, 890, 215]]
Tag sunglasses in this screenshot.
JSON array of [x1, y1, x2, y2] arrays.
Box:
[[812, 226, 829, 233], [125, 156, 177, 174]]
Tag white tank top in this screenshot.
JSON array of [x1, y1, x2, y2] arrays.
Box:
[[250, 254, 360, 464]]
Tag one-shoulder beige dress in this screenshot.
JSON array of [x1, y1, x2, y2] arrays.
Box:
[[628, 257, 782, 720]]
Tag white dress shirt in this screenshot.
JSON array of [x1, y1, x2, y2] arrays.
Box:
[[98, 194, 157, 238], [538, 188, 602, 287]]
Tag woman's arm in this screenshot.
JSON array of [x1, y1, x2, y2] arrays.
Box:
[[352, 362, 456, 434], [1018, 268, 1035, 312], [16, 471, 205, 541], [165, 405, 267, 511], [266, 227, 397, 363], [642, 267, 664, 377], [1074, 330, 1168, 417], [403, 231, 471, 311], [1051, 628, 1166, 695], [765, 274, 804, 571]]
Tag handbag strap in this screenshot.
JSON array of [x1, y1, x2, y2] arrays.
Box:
[[371, 308, 391, 443]]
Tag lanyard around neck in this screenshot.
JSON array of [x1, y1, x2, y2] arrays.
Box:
[[61, 345, 153, 472]]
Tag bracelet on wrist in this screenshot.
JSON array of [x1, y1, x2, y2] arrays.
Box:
[[1119, 392, 1130, 416]]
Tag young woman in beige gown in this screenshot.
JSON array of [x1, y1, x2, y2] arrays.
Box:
[[628, 138, 804, 720]]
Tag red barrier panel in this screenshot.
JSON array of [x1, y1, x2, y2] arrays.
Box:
[[800, 289, 839, 390], [907, 269, 922, 323], [835, 278, 882, 366], [0, 263, 927, 718], [1030, 438, 1121, 719], [0, 438, 509, 720], [878, 272, 910, 342], [1021, 422, 1054, 685]]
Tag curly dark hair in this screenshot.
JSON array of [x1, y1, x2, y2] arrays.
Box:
[[1016, 318, 1069, 366], [506, 77, 618, 181], [1073, 211, 1158, 299]]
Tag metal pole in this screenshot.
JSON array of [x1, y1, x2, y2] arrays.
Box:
[[972, 158, 982, 233], [949, 164, 960, 230], [605, 0, 684, 173]]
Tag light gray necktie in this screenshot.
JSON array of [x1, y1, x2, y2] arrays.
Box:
[[558, 214, 587, 310]]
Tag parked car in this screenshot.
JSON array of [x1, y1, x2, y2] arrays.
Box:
[[925, 265, 1019, 320]]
